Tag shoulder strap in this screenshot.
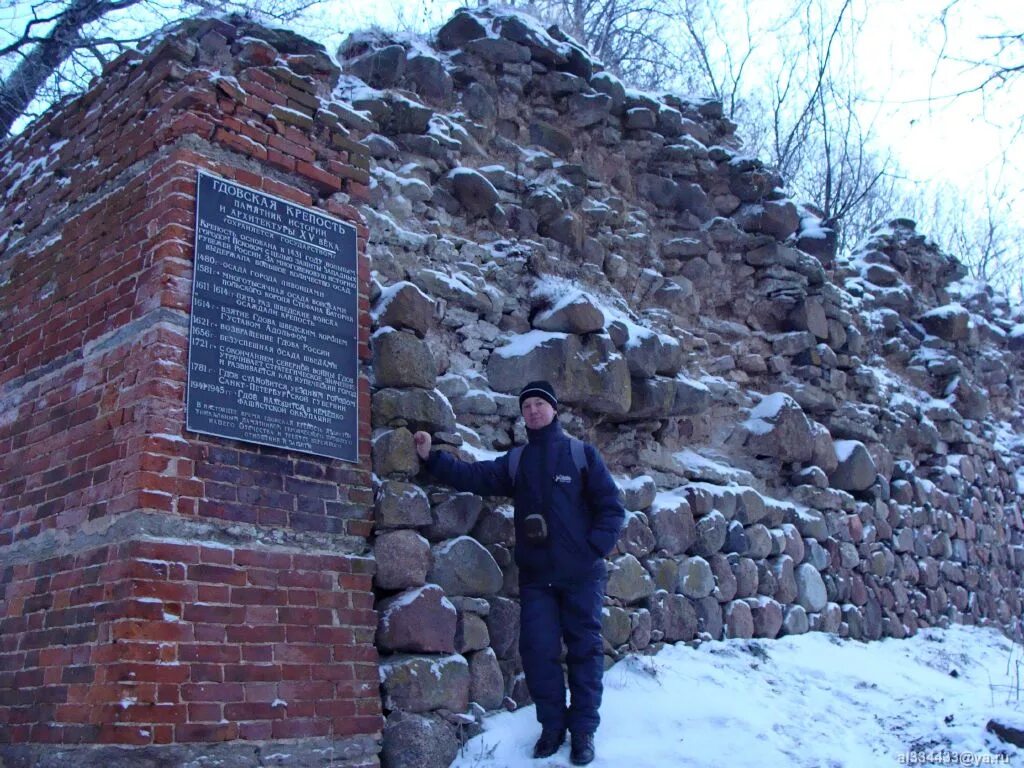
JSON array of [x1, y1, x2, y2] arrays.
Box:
[[570, 438, 588, 473], [507, 445, 525, 485], [508, 439, 588, 484]]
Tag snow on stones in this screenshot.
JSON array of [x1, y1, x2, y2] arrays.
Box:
[[828, 440, 877, 492], [742, 392, 816, 464], [427, 536, 503, 597], [377, 584, 457, 653]]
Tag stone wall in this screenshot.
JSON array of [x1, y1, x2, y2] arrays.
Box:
[[0, 17, 381, 768], [341, 7, 1024, 767]]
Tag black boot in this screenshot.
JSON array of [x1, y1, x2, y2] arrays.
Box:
[[532, 728, 566, 758], [570, 732, 595, 765]]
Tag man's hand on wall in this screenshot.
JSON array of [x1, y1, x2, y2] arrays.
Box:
[[413, 431, 432, 460]]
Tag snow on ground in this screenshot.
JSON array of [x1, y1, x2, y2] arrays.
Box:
[[452, 625, 1023, 768]]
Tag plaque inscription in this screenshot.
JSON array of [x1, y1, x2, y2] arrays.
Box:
[[187, 172, 359, 462]]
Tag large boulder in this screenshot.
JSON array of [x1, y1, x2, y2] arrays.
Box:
[[743, 393, 815, 464], [485, 597, 520, 659], [403, 53, 454, 105], [382, 711, 459, 768], [377, 585, 457, 653], [648, 502, 696, 555], [919, 304, 970, 341], [621, 377, 676, 421], [376, 480, 432, 528], [347, 44, 406, 88], [448, 168, 500, 217], [487, 331, 631, 414], [374, 530, 432, 590], [468, 647, 505, 710], [620, 475, 657, 512], [380, 654, 470, 712], [795, 563, 828, 612], [828, 440, 877, 492], [724, 600, 754, 639], [372, 328, 437, 389], [532, 292, 605, 334], [372, 388, 456, 433], [436, 10, 487, 49], [672, 377, 712, 416], [423, 493, 483, 542], [617, 513, 656, 559], [677, 556, 715, 599], [602, 605, 633, 647], [692, 511, 728, 557], [428, 537, 503, 597], [372, 428, 420, 477], [606, 554, 656, 604], [747, 598, 783, 638], [374, 281, 436, 338], [645, 590, 698, 642]]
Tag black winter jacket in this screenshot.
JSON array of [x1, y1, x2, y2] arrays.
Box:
[[425, 420, 625, 584]]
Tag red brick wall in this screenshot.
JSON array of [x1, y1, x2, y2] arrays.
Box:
[[0, 16, 380, 762], [1, 541, 377, 746]]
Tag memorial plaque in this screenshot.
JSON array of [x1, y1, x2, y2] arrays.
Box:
[[186, 171, 360, 462]]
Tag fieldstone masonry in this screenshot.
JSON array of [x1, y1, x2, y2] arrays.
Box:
[[350, 6, 1024, 766], [2, 5, 1023, 768]]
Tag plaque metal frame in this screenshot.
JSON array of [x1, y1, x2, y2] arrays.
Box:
[[186, 170, 360, 463]]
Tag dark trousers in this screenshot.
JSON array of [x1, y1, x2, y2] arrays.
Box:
[[519, 577, 605, 735]]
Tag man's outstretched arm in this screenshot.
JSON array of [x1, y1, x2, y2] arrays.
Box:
[[414, 431, 514, 498]]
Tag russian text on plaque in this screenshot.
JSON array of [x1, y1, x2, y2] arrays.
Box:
[[186, 171, 360, 462]]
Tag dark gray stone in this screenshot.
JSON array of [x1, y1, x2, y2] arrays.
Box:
[[428, 536, 503, 596], [423, 493, 484, 542], [648, 503, 696, 555], [829, 440, 877, 492], [381, 654, 470, 713], [375, 281, 436, 338], [677, 556, 715, 599], [449, 168, 500, 217], [348, 44, 406, 88], [404, 54, 454, 104], [693, 511, 728, 557], [606, 554, 656, 604], [486, 597, 521, 659], [617, 513, 656, 559], [645, 590, 699, 642], [376, 480, 432, 528], [437, 11, 488, 49], [377, 585, 457, 653], [621, 475, 657, 512], [372, 329, 437, 389], [372, 428, 421, 478], [469, 647, 505, 710], [374, 529, 431, 590], [529, 121, 574, 156], [382, 711, 458, 768]]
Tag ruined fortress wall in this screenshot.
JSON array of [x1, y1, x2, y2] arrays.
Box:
[[1, 8, 1023, 768], [0, 18, 381, 767]]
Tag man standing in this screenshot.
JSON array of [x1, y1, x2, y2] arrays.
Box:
[[413, 381, 625, 766]]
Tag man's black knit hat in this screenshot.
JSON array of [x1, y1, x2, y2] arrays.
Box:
[[519, 380, 558, 411]]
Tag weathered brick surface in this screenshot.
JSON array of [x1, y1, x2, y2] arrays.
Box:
[[0, 15, 379, 761], [0, 543, 378, 747]]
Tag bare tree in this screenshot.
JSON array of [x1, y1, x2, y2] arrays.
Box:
[[931, 1, 1023, 103], [0, 0, 326, 139], [520, 0, 690, 88], [898, 170, 1024, 300], [518, 0, 894, 251], [915, 1, 1024, 297]]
